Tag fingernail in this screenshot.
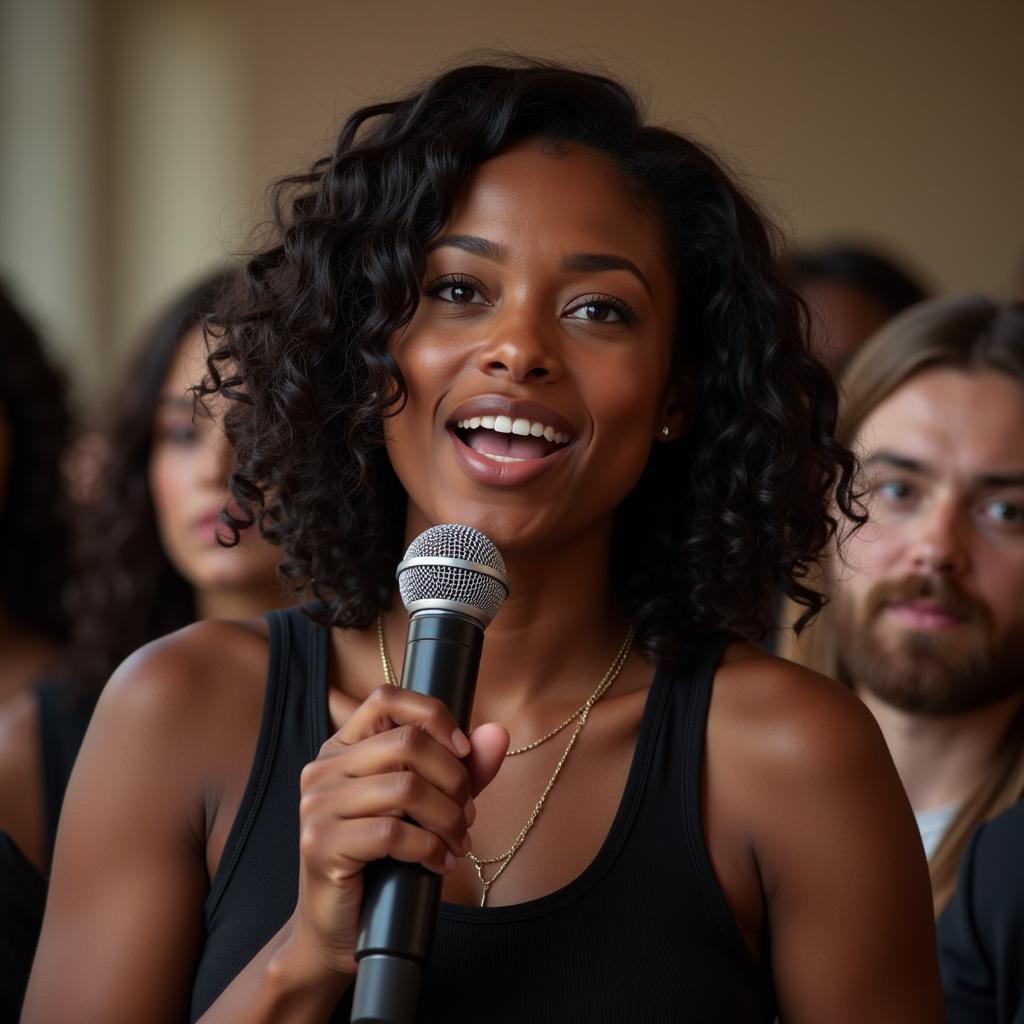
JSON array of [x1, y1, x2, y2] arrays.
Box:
[[444, 851, 457, 872], [465, 797, 477, 825], [451, 729, 471, 756], [461, 833, 472, 855]]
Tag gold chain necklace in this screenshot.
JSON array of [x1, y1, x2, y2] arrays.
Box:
[[375, 613, 634, 906]]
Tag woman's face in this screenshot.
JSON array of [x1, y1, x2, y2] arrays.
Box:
[[148, 327, 280, 592], [385, 139, 681, 558]]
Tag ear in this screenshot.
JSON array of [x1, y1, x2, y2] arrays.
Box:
[[654, 372, 693, 443]]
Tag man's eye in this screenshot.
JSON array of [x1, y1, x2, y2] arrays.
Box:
[[877, 480, 913, 502], [980, 499, 1024, 528]]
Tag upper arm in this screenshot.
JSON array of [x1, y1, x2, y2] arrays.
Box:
[[717, 655, 945, 1023], [21, 634, 218, 1024]]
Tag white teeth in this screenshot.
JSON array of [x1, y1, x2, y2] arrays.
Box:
[[455, 414, 573, 445]]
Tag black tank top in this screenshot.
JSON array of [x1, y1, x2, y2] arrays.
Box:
[[190, 608, 777, 1022]]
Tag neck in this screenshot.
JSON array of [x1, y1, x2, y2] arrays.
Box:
[[380, 525, 636, 724], [858, 687, 1024, 811], [194, 580, 290, 622]]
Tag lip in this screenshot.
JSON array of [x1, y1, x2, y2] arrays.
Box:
[[445, 395, 577, 488], [447, 396, 578, 440], [885, 600, 966, 632]]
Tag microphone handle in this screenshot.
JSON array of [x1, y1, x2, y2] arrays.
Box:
[[350, 610, 483, 1024]]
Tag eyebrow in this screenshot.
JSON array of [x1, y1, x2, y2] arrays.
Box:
[[561, 253, 652, 297], [155, 396, 193, 411], [866, 450, 1024, 489], [427, 235, 652, 297], [428, 235, 509, 262]]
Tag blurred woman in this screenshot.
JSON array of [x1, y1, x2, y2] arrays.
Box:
[[0, 281, 76, 1018], [0, 270, 290, 1016], [0, 282, 75, 706], [1, 269, 289, 873]]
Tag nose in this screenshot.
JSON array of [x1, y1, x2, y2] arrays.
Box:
[[907, 497, 970, 577], [475, 302, 563, 383]]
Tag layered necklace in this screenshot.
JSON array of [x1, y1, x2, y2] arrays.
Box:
[[376, 613, 634, 906]]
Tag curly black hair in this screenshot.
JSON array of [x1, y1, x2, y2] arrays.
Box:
[[0, 282, 75, 645], [67, 270, 234, 692], [206, 57, 861, 666]]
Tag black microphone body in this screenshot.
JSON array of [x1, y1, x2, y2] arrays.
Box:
[[351, 611, 481, 1023], [350, 525, 508, 1024]]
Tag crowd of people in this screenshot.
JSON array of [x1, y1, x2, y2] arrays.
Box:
[[1, 56, 1021, 1023]]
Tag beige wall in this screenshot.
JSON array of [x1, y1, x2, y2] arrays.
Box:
[[2, 0, 1022, 414]]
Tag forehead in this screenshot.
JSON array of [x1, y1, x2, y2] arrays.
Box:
[[444, 139, 667, 267], [161, 326, 208, 397], [855, 366, 1024, 474]]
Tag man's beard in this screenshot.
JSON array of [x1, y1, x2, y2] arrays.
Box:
[[834, 573, 1024, 715]]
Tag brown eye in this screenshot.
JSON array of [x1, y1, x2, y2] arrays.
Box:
[[425, 276, 489, 307], [564, 294, 636, 325], [441, 284, 476, 303]]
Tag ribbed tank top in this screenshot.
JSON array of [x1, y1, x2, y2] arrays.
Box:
[[190, 608, 777, 1022]]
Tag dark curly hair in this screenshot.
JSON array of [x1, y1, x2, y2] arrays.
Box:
[[67, 270, 234, 692], [206, 57, 861, 666], [0, 282, 75, 645]]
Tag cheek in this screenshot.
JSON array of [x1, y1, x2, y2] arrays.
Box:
[[976, 550, 1024, 628], [148, 451, 192, 533]]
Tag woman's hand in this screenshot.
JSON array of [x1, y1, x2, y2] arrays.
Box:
[[287, 685, 508, 976]]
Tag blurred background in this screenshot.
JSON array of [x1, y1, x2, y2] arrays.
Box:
[[2, 0, 1022, 415]]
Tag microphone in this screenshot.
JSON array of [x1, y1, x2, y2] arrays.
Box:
[[350, 524, 509, 1024]]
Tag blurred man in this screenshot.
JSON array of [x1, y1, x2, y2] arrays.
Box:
[[786, 294, 1024, 916], [786, 243, 928, 374]]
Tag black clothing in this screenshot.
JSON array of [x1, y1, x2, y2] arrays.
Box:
[[938, 801, 1024, 1024], [0, 678, 91, 1022], [0, 831, 46, 1021], [190, 607, 776, 1023], [36, 679, 97, 864]]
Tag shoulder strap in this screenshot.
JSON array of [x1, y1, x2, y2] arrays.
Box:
[[35, 679, 97, 868], [677, 632, 774, 1007], [203, 608, 324, 918]]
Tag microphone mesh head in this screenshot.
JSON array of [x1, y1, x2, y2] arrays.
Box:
[[398, 524, 509, 624]]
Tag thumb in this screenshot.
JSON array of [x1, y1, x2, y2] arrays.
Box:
[[464, 722, 509, 795]]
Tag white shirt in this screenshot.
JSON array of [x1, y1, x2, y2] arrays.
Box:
[[915, 802, 960, 860]]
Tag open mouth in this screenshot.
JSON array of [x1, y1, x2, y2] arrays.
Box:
[[453, 414, 573, 464]]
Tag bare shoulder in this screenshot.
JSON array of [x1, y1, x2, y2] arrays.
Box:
[[77, 617, 274, 836], [710, 640, 890, 782], [706, 645, 943, 1021], [93, 617, 271, 742]]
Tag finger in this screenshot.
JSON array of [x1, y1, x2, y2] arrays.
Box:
[[464, 723, 510, 795], [302, 816, 457, 877], [306, 723, 472, 808], [334, 686, 470, 757], [308, 773, 471, 856]]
